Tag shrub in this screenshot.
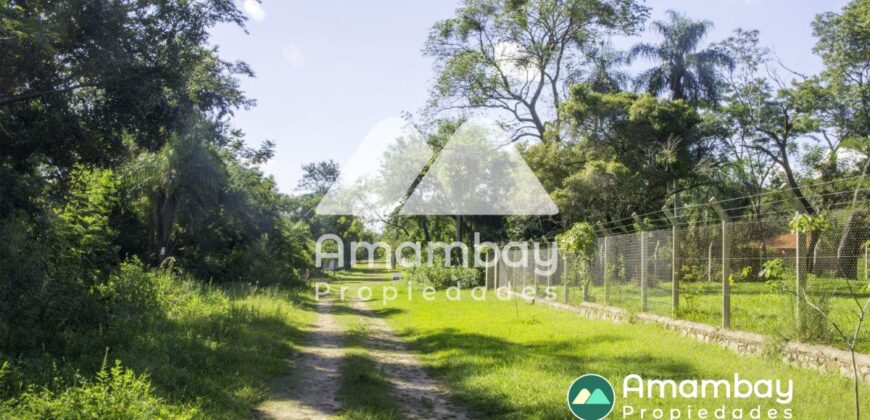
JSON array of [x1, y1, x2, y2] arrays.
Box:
[[680, 265, 705, 283], [405, 263, 481, 289], [3, 360, 197, 419], [93, 260, 175, 342]]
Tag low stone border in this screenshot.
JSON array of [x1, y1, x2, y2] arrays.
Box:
[[517, 294, 870, 384]]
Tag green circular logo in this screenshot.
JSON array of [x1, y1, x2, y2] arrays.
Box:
[[566, 374, 615, 420]]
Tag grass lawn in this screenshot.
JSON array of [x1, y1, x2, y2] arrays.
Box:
[[524, 276, 870, 352], [333, 269, 870, 419]]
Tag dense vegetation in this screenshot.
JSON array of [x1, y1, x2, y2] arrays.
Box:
[[0, 0, 317, 416], [0, 0, 867, 417], [385, 0, 868, 261]]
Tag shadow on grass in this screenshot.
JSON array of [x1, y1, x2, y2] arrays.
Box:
[[115, 292, 312, 418], [393, 328, 698, 418], [330, 303, 405, 319], [337, 352, 403, 420]]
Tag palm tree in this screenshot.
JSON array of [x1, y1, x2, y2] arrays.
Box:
[[123, 121, 226, 264], [581, 42, 630, 93], [630, 10, 733, 104]]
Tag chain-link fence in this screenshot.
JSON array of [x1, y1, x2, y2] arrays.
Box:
[[490, 206, 870, 352]]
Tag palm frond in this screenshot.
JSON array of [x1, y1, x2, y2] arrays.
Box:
[[629, 43, 661, 62], [634, 66, 667, 95]]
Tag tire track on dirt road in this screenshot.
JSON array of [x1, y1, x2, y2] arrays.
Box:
[[349, 299, 468, 420], [254, 300, 343, 420]]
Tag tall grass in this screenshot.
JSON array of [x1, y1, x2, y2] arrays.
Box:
[[0, 263, 314, 419]]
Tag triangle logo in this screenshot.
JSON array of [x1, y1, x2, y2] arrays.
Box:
[[567, 374, 615, 420], [316, 117, 558, 218], [400, 118, 558, 216], [315, 117, 434, 220], [571, 388, 591, 405], [585, 388, 612, 405]]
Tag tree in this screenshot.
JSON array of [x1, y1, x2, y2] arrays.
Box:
[[297, 160, 340, 195], [793, 0, 870, 278], [787, 215, 868, 420], [807, 0, 870, 146], [714, 29, 781, 219], [630, 10, 732, 105], [719, 68, 817, 215], [580, 42, 630, 93], [424, 0, 647, 142], [555, 84, 710, 229], [0, 0, 251, 219]]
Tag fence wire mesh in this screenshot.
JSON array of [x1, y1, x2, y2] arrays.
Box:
[[494, 206, 870, 352]]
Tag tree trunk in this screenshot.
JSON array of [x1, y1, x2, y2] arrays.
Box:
[[148, 189, 177, 265], [455, 215, 463, 265], [779, 145, 821, 272], [780, 149, 816, 216], [836, 157, 870, 278], [420, 216, 431, 244]]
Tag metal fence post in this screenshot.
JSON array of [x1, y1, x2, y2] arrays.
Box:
[[582, 261, 589, 302], [494, 256, 500, 289], [603, 236, 609, 305], [795, 230, 807, 334], [721, 219, 732, 328], [563, 256, 569, 304], [663, 203, 679, 317], [641, 230, 648, 312], [547, 256, 553, 300], [711, 198, 731, 328]]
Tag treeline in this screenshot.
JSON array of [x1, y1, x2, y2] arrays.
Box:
[[0, 0, 311, 360], [379, 0, 868, 271]]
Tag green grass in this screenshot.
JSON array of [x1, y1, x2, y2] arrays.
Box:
[[0, 277, 315, 419], [520, 276, 870, 352], [345, 270, 870, 419]]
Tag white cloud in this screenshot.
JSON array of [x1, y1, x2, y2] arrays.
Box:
[[242, 0, 265, 22], [282, 44, 304, 67]]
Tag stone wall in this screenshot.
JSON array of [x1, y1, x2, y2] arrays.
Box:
[[516, 294, 870, 384]]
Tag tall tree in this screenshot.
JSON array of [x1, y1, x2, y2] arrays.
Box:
[[714, 29, 780, 219], [579, 42, 630, 93], [0, 0, 251, 218], [298, 160, 340, 195], [123, 119, 228, 263], [793, 0, 870, 278], [630, 10, 732, 104], [557, 84, 711, 229], [424, 0, 647, 142]]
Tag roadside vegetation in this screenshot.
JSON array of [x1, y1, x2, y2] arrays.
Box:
[[0, 265, 313, 418]]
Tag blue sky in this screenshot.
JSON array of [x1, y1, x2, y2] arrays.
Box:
[[209, 0, 849, 194]]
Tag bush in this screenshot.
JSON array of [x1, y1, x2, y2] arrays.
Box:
[[93, 260, 176, 344], [3, 360, 197, 419], [0, 168, 121, 355], [405, 263, 481, 289], [680, 265, 705, 283]]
